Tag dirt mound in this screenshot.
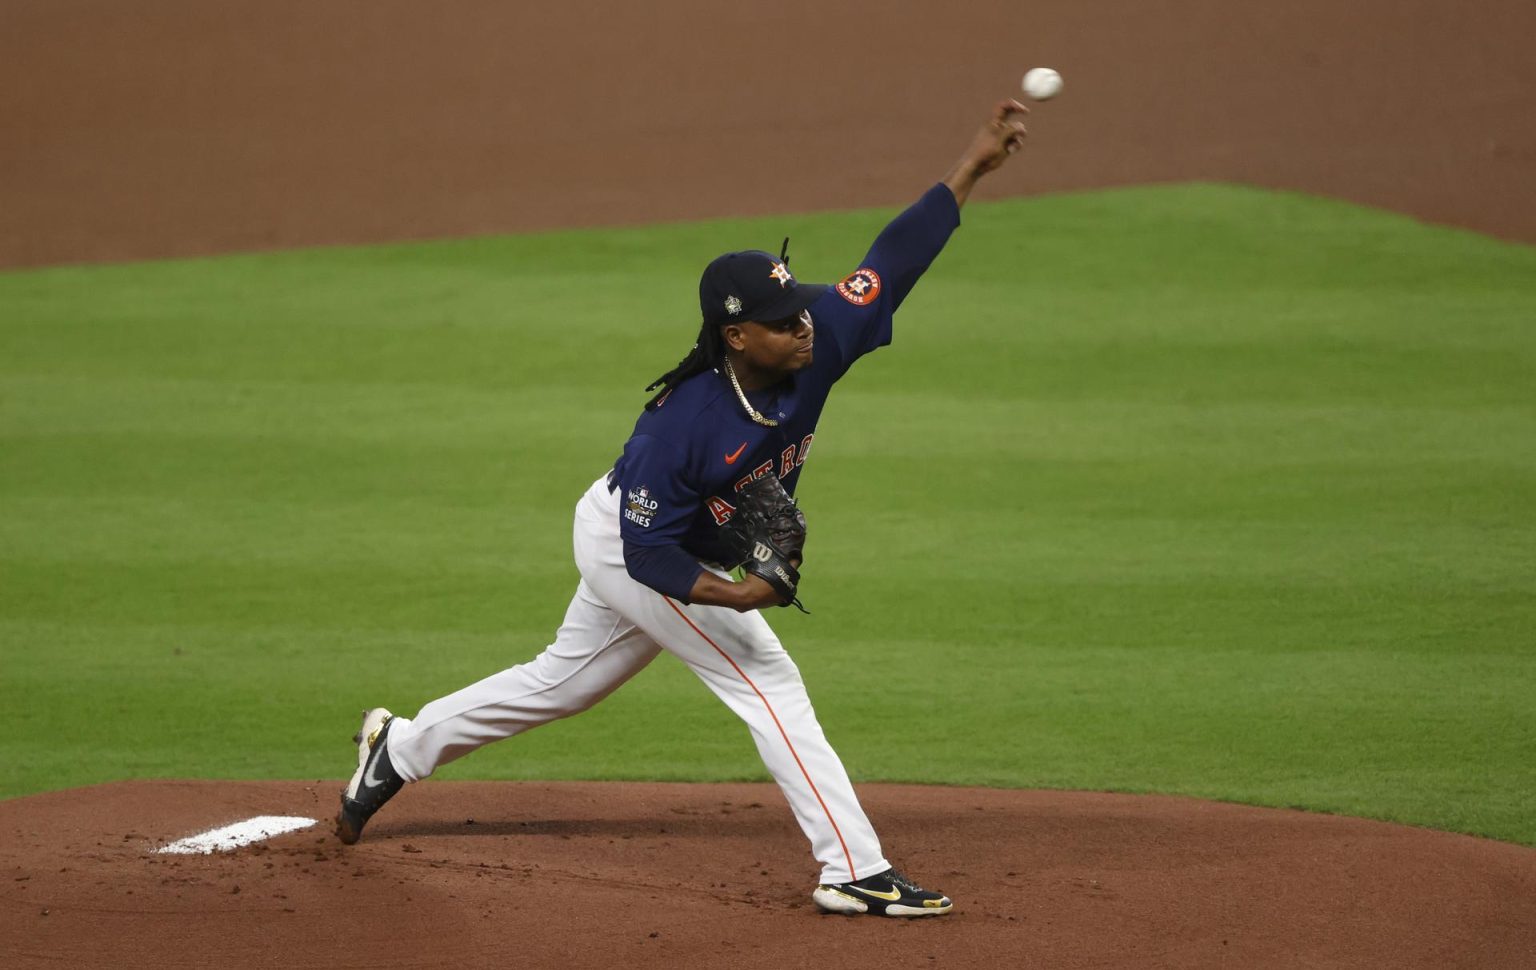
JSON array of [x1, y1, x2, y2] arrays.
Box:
[[2, 780, 1532, 968], [3, 0, 1534, 268]]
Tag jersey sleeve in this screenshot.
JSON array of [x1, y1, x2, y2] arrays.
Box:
[[612, 434, 706, 601], [817, 182, 962, 367]]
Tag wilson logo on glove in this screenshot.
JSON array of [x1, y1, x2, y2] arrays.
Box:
[[718, 473, 809, 612]]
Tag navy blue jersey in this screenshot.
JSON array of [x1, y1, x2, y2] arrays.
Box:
[[609, 183, 962, 600]]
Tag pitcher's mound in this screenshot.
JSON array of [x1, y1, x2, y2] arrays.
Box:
[[2, 780, 1532, 969]]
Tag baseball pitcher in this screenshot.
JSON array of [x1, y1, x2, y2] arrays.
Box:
[[336, 100, 1031, 917]]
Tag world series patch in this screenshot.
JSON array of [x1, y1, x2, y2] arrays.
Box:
[[836, 268, 881, 306], [624, 485, 658, 528]]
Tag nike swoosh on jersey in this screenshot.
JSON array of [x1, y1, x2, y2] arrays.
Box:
[[724, 442, 748, 464]]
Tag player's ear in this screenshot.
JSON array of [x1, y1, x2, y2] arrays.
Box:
[[721, 323, 747, 352]]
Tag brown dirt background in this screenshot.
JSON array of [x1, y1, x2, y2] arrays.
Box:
[[5, 2, 1536, 967], [3, 781, 1534, 969], [2, 0, 1534, 269]]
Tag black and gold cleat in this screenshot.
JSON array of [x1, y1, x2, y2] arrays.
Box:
[[812, 867, 952, 917]]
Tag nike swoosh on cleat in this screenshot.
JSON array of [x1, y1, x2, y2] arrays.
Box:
[[848, 884, 903, 901], [360, 728, 390, 790], [724, 442, 747, 464]]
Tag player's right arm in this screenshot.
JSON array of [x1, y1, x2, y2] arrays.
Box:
[[942, 99, 1029, 206], [813, 101, 1029, 375]]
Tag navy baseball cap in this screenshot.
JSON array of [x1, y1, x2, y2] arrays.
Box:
[[699, 250, 829, 327]]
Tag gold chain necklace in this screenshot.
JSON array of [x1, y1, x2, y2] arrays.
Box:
[[722, 356, 779, 427]]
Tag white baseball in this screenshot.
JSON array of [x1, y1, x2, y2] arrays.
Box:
[[1022, 67, 1063, 101]]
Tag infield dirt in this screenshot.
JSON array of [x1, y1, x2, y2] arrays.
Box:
[[3, 780, 1534, 969], [2, 0, 1535, 268]]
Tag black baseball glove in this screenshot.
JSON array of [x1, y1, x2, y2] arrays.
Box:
[[720, 473, 807, 610]]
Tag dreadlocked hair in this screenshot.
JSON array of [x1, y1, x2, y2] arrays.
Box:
[[644, 320, 723, 410]]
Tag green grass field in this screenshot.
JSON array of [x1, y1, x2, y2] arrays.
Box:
[[3, 184, 1534, 845]]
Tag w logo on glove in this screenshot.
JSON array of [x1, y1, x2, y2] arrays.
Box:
[[719, 473, 808, 611]]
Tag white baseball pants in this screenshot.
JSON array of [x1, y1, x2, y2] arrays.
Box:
[[384, 475, 889, 884]]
